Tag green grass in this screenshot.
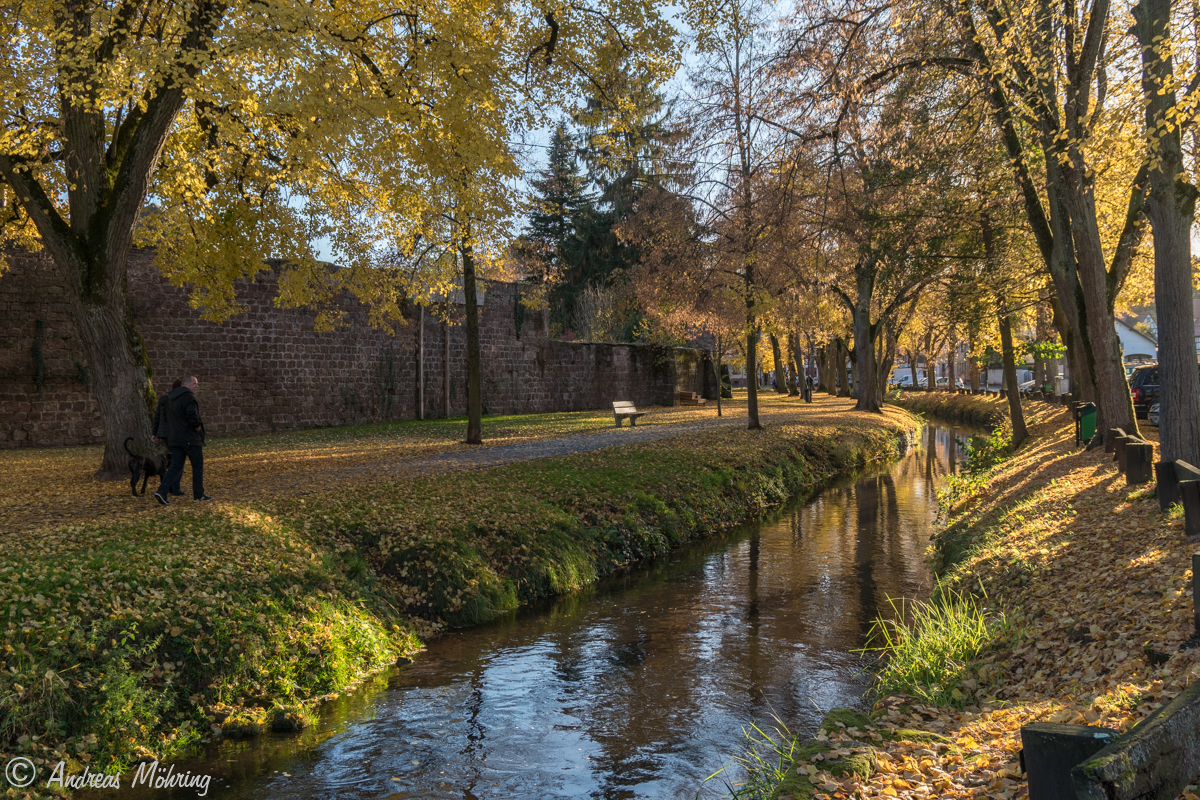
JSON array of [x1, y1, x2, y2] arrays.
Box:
[[709, 717, 818, 800], [889, 391, 1007, 428], [278, 421, 911, 627], [2, 414, 917, 780], [863, 585, 1009, 707], [710, 709, 883, 800], [1, 515, 419, 775]]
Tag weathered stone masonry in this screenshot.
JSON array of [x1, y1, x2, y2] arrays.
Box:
[[0, 249, 716, 448]]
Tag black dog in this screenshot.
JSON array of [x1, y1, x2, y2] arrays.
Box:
[[125, 437, 170, 496]]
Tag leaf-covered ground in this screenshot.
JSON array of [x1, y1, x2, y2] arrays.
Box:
[[1, 393, 917, 789], [805, 397, 1200, 800], [1, 392, 821, 535]]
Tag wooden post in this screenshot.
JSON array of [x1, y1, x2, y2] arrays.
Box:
[[1193, 553, 1200, 638], [418, 304, 425, 421]]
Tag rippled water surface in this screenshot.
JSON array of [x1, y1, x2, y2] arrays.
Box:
[[113, 423, 970, 800]]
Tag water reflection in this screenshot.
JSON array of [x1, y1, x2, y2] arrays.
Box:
[[106, 424, 970, 800]]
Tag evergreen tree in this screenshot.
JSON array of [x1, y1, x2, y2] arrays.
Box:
[[526, 123, 587, 284], [543, 78, 681, 336]]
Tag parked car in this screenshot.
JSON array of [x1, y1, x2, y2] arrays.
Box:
[[1018, 379, 1036, 392], [891, 374, 914, 388], [1128, 364, 1160, 419], [935, 377, 965, 389], [1148, 402, 1160, 427]]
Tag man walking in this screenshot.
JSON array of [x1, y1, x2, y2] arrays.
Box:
[[155, 376, 214, 504], [151, 379, 184, 497]]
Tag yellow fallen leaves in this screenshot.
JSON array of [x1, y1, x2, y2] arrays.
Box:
[[835, 399, 1200, 799], [3, 392, 919, 776], [0, 392, 870, 535]]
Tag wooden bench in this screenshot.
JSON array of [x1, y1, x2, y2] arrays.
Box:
[[677, 391, 707, 406], [612, 401, 647, 427]]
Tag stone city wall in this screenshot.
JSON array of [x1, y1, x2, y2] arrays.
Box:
[[0, 249, 716, 448]]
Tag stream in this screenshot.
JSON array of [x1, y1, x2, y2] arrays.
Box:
[[110, 422, 971, 800]]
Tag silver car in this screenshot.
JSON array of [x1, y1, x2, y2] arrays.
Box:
[[1148, 402, 1160, 427]]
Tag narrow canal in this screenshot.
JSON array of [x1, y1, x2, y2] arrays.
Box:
[[118, 423, 971, 800]]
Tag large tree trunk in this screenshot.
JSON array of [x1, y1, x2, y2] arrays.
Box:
[[74, 287, 158, 478], [787, 333, 801, 396], [0, 85, 193, 477], [909, 350, 919, 392], [877, 331, 896, 399], [836, 338, 850, 398], [853, 268, 881, 413], [823, 342, 837, 395], [714, 348, 723, 418], [1134, 0, 1200, 464], [997, 295, 1029, 448], [1060, 172, 1139, 439], [769, 333, 788, 394], [461, 245, 483, 445], [745, 323, 762, 429], [947, 329, 957, 392], [0, 0, 227, 478]]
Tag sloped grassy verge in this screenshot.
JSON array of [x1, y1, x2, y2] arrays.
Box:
[[1, 413, 916, 790], [888, 390, 1008, 429], [277, 417, 918, 629], [0, 510, 420, 793], [719, 394, 1015, 800]]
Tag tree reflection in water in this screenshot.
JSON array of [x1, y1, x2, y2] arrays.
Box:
[[110, 425, 973, 800]]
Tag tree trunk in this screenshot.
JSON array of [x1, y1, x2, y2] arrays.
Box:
[[418, 304, 425, 420], [825, 342, 837, 395], [745, 324, 762, 429], [790, 333, 805, 396], [1062, 173, 1139, 439], [461, 245, 483, 445], [836, 338, 850, 398], [909, 351, 919, 392], [948, 329, 957, 392], [75, 292, 158, 478], [969, 335, 980, 392], [1134, 0, 1200, 464], [769, 334, 788, 394], [997, 295, 1029, 448], [0, 71, 194, 478], [853, 268, 880, 412], [714, 348, 723, 417]]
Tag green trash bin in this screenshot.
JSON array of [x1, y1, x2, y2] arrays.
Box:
[[1076, 402, 1096, 447]]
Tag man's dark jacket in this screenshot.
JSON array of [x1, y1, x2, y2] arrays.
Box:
[[166, 386, 205, 447], [152, 394, 171, 439]]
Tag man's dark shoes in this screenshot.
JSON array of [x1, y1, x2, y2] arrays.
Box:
[[153, 492, 169, 505], [195, 495, 215, 502]]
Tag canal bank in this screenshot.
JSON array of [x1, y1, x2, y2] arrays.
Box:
[[799, 395, 1200, 800], [100, 419, 968, 800], [2, 399, 919, 788]]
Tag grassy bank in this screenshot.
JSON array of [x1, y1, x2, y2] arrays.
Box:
[[887, 390, 1008, 429], [794, 395, 1200, 799], [2, 402, 917, 788]]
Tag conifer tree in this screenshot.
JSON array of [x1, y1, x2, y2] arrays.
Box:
[[526, 124, 587, 285]]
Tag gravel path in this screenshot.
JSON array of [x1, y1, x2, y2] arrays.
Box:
[[367, 413, 749, 480], [272, 400, 833, 493]]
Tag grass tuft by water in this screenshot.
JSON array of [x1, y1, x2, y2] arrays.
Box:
[[707, 715, 813, 800], [863, 584, 1009, 707]]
